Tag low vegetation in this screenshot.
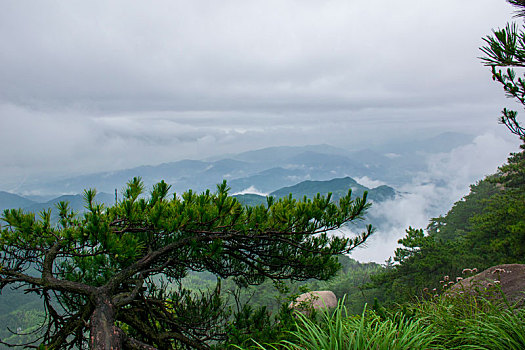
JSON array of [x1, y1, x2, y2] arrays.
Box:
[[231, 286, 525, 350]]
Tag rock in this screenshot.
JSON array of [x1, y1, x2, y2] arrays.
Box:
[[448, 264, 525, 307], [289, 291, 337, 314]]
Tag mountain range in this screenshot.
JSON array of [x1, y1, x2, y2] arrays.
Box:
[[7, 132, 474, 198], [0, 177, 394, 237], [1, 176, 393, 217], [0, 190, 116, 224]]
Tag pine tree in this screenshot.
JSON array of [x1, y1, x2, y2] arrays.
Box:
[[479, 0, 525, 138], [0, 178, 372, 349]]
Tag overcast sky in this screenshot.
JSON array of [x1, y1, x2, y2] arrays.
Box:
[[0, 0, 522, 190]]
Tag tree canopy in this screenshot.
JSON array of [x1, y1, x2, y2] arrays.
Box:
[[480, 0, 525, 138], [508, 0, 525, 17], [0, 178, 372, 349]]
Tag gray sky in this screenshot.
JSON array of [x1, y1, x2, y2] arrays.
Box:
[[0, 0, 521, 189]]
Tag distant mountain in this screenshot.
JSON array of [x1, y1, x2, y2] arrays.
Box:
[[233, 193, 269, 207], [0, 191, 36, 212], [24, 192, 115, 216], [233, 177, 396, 207], [229, 167, 309, 194], [0, 192, 115, 226], [231, 144, 348, 165], [232, 176, 395, 232], [10, 133, 474, 197], [284, 151, 368, 175], [21, 145, 358, 196], [24, 158, 260, 196], [366, 185, 397, 202], [39, 159, 211, 195], [270, 177, 395, 203]]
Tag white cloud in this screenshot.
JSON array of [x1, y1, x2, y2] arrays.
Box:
[[232, 186, 268, 196], [348, 132, 521, 263], [354, 176, 387, 189], [0, 0, 514, 112], [385, 153, 401, 159]]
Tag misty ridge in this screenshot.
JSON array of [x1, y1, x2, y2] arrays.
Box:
[[0, 131, 517, 263], [6, 131, 472, 197]]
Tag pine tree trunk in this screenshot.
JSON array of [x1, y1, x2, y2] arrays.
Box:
[[89, 295, 123, 349]]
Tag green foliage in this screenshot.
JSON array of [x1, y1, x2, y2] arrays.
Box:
[[233, 194, 268, 207], [0, 178, 373, 349], [231, 289, 525, 350], [370, 226, 464, 303], [399, 286, 525, 350], [481, 13, 525, 137], [218, 254, 382, 348], [238, 299, 441, 350], [205, 254, 382, 325], [459, 308, 525, 349], [498, 141, 525, 190], [0, 294, 45, 348], [370, 142, 525, 304], [307, 255, 383, 315], [226, 302, 298, 349]]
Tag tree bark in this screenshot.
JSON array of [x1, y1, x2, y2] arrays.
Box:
[[90, 295, 123, 349]]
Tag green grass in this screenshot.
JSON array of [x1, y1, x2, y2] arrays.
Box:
[[234, 299, 441, 350], [230, 292, 525, 350], [457, 308, 525, 349]]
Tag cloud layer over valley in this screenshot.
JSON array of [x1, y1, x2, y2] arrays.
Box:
[[349, 132, 521, 263], [0, 1, 520, 190]]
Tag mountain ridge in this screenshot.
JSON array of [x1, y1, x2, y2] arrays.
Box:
[[2, 133, 473, 198], [233, 176, 396, 207]]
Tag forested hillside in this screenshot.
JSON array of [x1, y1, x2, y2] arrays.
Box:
[[371, 142, 525, 303]]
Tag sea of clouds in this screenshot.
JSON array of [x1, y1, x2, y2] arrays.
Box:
[[346, 132, 522, 263]]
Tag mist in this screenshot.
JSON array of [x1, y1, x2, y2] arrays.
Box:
[[347, 131, 522, 263]]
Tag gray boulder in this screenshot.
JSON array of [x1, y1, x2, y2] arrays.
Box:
[[448, 264, 525, 307], [289, 291, 337, 314]]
